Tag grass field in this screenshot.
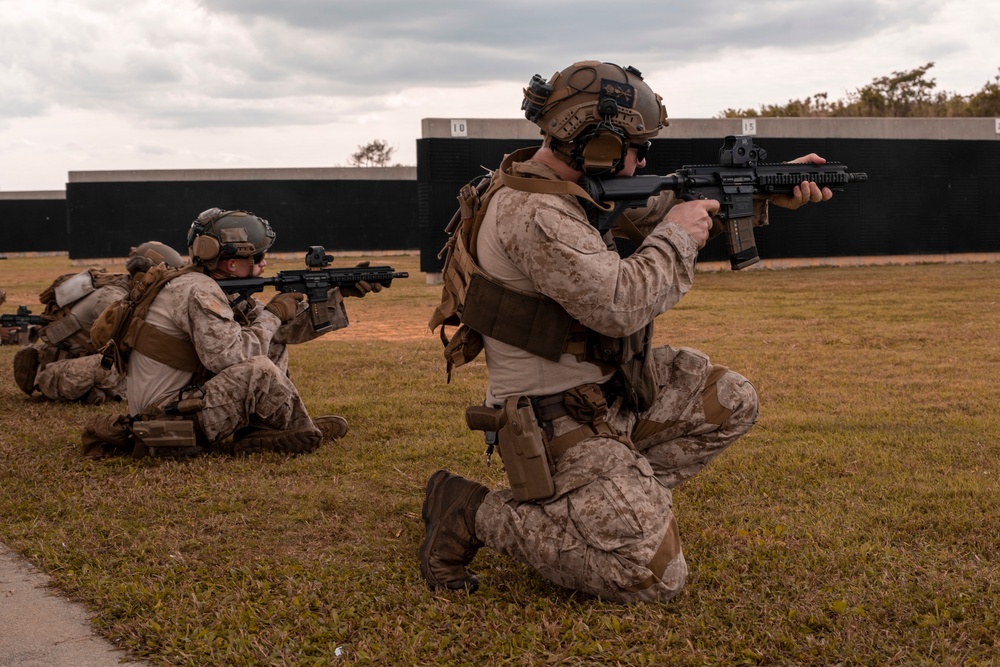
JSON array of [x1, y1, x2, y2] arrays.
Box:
[[1, 254, 998, 666]]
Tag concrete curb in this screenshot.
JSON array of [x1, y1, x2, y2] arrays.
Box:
[[0, 542, 152, 667]]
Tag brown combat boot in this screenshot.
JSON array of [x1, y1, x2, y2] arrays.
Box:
[[12, 346, 39, 395], [313, 415, 349, 443], [419, 469, 489, 593]]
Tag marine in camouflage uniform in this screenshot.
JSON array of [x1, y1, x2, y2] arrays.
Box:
[[123, 208, 378, 455], [33, 276, 129, 404], [421, 61, 834, 603], [13, 242, 183, 405]]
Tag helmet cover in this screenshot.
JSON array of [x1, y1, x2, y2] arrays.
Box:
[[523, 60, 668, 144], [129, 241, 186, 268], [187, 208, 275, 268]]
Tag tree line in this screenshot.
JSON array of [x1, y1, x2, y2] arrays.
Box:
[[719, 62, 1000, 118]]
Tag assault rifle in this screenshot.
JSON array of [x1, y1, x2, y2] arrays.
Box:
[[0, 305, 46, 345], [578, 135, 868, 270], [218, 246, 408, 333]]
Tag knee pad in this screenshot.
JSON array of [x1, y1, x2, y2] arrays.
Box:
[[715, 371, 758, 429]]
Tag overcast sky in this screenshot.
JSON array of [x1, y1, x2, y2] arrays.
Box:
[[2, 0, 997, 191]]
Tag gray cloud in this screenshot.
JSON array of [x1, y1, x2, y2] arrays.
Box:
[[198, 0, 945, 89], [3, 0, 994, 194], [0, 0, 950, 132]]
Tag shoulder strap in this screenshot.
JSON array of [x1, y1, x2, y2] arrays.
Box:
[[123, 265, 202, 367], [497, 166, 613, 214], [97, 265, 202, 373], [494, 148, 613, 214]]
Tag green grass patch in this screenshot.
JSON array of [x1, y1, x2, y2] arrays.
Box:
[[1, 257, 998, 665]]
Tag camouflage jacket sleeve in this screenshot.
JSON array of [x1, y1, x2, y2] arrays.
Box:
[[175, 274, 282, 374], [492, 182, 701, 339], [271, 288, 349, 345]]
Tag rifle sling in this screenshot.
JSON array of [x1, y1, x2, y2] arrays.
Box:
[[497, 168, 613, 213]]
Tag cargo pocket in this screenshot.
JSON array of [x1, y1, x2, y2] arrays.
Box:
[[567, 474, 644, 552]]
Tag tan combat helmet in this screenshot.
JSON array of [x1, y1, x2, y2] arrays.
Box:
[[521, 60, 668, 175], [186, 208, 275, 269], [129, 241, 186, 268]]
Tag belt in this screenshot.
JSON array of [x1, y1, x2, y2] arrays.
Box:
[[529, 382, 622, 463], [531, 392, 571, 421], [530, 381, 617, 422]]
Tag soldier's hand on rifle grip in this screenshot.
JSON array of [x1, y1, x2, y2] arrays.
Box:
[[665, 199, 721, 249], [265, 292, 305, 322], [768, 153, 834, 210], [339, 261, 384, 299]]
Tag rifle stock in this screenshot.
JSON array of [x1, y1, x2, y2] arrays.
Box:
[[579, 135, 868, 270]]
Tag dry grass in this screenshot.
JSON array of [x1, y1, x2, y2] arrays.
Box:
[[1, 255, 999, 666]]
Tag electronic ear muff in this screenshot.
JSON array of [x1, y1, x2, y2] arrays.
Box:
[[575, 128, 628, 174], [191, 235, 242, 263], [571, 97, 631, 175], [573, 125, 629, 175], [190, 234, 221, 263], [188, 207, 258, 266]]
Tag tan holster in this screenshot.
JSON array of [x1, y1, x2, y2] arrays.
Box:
[[466, 396, 555, 502]]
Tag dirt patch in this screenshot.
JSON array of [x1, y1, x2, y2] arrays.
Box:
[[322, 317, 434, 342]]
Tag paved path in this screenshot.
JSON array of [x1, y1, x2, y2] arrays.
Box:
[[0, 542, 152, 667]]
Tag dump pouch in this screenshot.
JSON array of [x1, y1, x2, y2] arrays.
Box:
[[592, 321, 658, 412], [497, 396, 556, 502]]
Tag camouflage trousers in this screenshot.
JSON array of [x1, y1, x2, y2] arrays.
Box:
[[185, 357, 319, 444], [475, 345, 759, 604], [36, 354, 125, 404]]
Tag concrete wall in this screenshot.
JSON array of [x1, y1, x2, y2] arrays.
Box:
[[68, 166, 417, 183]]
